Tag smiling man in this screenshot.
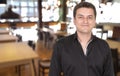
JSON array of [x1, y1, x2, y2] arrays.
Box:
[[49, 2, 114, 76]]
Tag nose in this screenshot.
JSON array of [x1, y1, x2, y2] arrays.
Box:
[[83, 18, 88, 23]]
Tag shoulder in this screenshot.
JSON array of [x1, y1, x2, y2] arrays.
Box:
[[53, 34, 75, 50], [94, 36, 109, 47], [93, 36, 110, 54], [55, 34, 75, 45]]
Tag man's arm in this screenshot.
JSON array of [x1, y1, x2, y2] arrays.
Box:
[[49, 42, 62, 76], [103, 44, 115, 76]]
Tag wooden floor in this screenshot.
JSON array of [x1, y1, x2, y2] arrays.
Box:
[[0, 39, 120, 76]]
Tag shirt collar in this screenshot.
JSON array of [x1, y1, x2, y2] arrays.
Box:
[[73, 32, 97, 42]]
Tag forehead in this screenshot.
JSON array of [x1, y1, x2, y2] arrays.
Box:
[[76, 7, 94, 16]]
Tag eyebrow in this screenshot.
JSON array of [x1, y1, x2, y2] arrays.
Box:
[[77, 14, 94, 17]]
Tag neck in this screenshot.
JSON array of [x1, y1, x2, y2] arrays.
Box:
[[77, 32, 92, 55], [77, 31, 92, 43]]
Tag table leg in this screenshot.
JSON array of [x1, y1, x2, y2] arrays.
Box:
[[30, 60, 35, 76]]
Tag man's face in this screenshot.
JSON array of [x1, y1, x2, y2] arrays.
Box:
[[73, 7, 96, 34]]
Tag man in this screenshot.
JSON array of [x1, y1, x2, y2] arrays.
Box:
[[49, 2, 114, 76]]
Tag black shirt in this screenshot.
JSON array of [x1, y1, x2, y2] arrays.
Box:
[[49, 33, 114, 76]]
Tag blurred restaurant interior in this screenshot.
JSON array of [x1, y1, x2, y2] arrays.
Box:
[[0, 0, 120, 76]]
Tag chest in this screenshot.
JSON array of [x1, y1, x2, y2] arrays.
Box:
[[60, 44, 106, 71]]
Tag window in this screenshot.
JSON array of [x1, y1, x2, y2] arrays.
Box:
[[66, 0, 120, 23], [0, 0, 38, 22], [42, 0, 60, 22]]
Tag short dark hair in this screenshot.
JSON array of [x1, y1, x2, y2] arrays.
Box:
[[73, 2, 96, 18]]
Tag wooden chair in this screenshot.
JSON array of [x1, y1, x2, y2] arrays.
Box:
[[38, 60, 64, 76], [38, 59, 51, 76]]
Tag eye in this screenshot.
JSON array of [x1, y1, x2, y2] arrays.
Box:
[[78, 16, 83, 19], [88, 16, 93, 19]]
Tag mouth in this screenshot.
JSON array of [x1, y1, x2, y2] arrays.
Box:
[[82, 25, 89, 27]]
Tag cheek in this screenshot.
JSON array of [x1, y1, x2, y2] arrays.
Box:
[[90, 21, 96, 27], [74, 20, 81, 26]]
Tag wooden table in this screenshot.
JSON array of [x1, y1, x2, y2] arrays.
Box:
[[0, 34, 18, 42], [0, 42, 38, 76], [0, 30, 10, 34], [107, 39, 120, 54]]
